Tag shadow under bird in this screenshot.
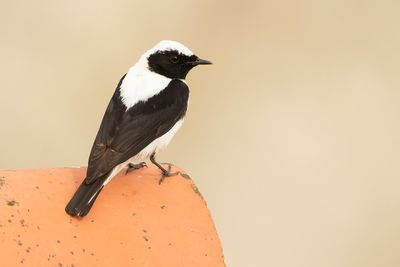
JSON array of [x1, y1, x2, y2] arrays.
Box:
[[65, 40, 212, 217]]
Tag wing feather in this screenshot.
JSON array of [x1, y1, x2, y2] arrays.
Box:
[[84, 77, 189, 184]]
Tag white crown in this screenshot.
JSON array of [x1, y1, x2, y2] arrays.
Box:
[[141, 40, 194, 59]]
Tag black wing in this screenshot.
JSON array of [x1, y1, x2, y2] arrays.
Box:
[[84, 76, 189, 184]]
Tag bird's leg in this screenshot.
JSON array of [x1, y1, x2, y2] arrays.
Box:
[[150, 153, 179, 184], [125, 162, 147, 175]]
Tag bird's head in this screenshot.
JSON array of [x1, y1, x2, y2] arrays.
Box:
[[140, 40, 212, 79]]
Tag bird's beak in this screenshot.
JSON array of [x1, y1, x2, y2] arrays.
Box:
[[189, 57, 212, 66]]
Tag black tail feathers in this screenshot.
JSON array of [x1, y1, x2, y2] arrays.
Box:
[[65, 176, 107, 217]]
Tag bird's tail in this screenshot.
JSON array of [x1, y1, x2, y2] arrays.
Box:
[[65, 175, 108, 217]]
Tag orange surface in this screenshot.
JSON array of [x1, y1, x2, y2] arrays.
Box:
[[0, 166, 225, 267]]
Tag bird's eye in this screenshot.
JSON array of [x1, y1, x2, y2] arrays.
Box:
[[170, 55, 179, 63]]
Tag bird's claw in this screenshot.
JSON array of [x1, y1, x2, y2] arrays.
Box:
[[159, 164, 179, 184], [126, 162, 147, 175]]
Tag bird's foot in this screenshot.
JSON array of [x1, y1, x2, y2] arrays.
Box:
[[159, 164, 179, 184], [149, 154, 179, 184], [125, 162, 147, 175]]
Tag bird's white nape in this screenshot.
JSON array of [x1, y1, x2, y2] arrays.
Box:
[[120, 63, 171, 109]]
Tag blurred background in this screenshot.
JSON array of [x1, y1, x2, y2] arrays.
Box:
[[1, 0, 400, 266]]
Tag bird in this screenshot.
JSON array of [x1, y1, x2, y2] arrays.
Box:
[[65, 40, 211, 217]]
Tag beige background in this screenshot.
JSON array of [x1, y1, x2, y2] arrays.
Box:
[[1, 1, 400, 266]]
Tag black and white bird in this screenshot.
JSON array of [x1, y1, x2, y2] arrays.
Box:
[[65, 40, 211, 217]]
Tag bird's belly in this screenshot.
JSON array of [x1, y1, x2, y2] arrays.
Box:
[[103, 119, 184, 185], [132, 119, 184, 162]]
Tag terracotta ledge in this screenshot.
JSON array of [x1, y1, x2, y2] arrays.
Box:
[[0, 166, 225, 267]]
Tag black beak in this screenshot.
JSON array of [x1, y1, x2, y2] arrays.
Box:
[[189, 57, 212, 66]]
